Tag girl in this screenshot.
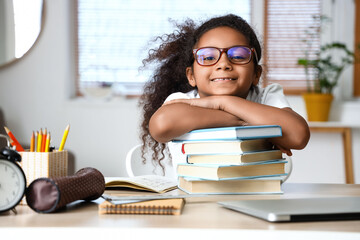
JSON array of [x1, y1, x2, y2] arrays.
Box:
[[140, 14, 310, 173]]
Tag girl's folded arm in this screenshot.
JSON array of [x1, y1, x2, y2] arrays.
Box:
[[165, 96, 310, 153], [218, 96, 310, 151], [149, 102, 244, 143]]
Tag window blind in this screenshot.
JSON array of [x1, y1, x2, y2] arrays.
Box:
[[263, 0, 321, 94], [76, 0, 250, 96]]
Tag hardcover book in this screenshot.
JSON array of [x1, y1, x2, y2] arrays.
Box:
[[187, 150, 283, 164], [177, 161, 287, 180], [178, 176, 282, 194], [172, 125, 282, 142], [181, 139, 274, 154]]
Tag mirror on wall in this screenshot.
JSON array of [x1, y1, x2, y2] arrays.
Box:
[[0, 0, 44, 68]]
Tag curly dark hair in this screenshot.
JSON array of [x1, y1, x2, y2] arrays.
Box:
[[138, 14, 262, 171]]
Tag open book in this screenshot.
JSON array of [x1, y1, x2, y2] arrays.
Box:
[[105, 175, 178, 193]]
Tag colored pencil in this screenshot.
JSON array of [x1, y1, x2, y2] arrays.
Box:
[[4, 126, 25, 152], [35, 131, 38, 152], [59, 124, 70, 151], [37, 129, 43, 152], [30, 131, 35, 152], [41, 128, 47, 152], [45, 132, 51, 152]]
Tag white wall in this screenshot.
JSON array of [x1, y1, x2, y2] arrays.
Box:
[[0, 0, 359, 183], [0, 0, 142, 177]]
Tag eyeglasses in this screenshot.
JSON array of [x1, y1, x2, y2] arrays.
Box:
[[193, 45, 259, 66]]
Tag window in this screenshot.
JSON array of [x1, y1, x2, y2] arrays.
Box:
[[263, 0, 321, 94], [76, 0, 251, 96]]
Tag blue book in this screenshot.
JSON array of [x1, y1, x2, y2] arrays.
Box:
[[172, 125, 282, 142], [176, 161, 287, 180]]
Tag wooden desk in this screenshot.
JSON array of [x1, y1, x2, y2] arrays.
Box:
[[309, 122, 356, 184], [1, 183, 360, 239]]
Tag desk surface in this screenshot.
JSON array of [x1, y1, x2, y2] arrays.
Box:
[[1, 183, 360, 238]]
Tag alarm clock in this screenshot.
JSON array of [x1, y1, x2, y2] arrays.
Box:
[[0, 134, 26, 214]]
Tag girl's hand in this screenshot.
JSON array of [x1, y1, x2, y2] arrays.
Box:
[[163, 96, 224, 110], [275, 145, 293, 156]]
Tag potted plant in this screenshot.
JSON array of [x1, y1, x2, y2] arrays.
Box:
[[298, 15, 356, 121]]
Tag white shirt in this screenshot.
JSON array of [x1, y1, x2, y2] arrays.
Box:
[[164, 83, 291, 177], [164, 83, 290, 108]]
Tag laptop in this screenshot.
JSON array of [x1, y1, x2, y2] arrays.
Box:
[[218, 197, 360, 222]]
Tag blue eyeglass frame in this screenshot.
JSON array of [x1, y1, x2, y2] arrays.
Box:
[[192, 45, 259, 66]]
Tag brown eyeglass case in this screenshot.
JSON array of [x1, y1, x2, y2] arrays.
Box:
[[25, 167, 105, 213]]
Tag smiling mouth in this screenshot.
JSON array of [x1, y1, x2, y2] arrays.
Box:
[[211, 78, 237, 82]]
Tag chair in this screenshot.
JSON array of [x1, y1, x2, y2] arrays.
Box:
[[283, 155, 293, 183], [125, 144, 175, 178], [125, 144, 291, 182]]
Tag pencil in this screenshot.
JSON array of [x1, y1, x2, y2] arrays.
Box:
[[30, 131, 35, 152], [37, 129, 43, 152], [59, 124, 70, 151], [35, 131, 38, 152], [4, 126, 25, 152], [41, 128, 47, 152], [45, 132, 51, 152]]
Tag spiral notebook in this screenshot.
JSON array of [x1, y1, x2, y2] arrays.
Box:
[[98, 198, 185, 215]]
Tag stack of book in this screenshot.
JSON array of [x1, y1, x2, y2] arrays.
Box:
[[172, 125, 287, 194]]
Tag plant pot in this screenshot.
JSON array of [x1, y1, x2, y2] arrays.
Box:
[[302, 93, 333, 121]]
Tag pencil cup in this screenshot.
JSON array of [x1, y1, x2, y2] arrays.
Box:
[[19, 150, 68, 205]]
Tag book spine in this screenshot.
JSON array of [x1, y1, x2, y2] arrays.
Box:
[[99, 205, 178, 215]]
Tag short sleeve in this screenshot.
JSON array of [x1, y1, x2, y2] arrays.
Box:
[[247, 83, 290, 109], [164, 90, 199, 103], [262, 84, 291, 108]]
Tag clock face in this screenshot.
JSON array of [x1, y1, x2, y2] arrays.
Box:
[[0, 159, 26, 212]]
